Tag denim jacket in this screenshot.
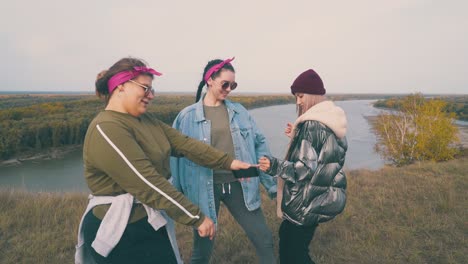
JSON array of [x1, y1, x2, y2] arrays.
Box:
[[170, 97, 277, 224]]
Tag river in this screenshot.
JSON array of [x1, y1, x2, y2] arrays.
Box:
[[0, 100, 388, 192]]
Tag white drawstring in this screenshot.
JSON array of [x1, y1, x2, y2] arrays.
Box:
[[221, 183, 232, 194]]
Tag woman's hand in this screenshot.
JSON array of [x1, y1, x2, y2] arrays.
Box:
[[197, 216, 216, 240], [258, 157, 270, 172], [230, 159, 252, 170], [285, 122, 293, 138]]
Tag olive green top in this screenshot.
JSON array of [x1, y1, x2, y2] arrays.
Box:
[[203, 104, 237, 184], [83, 110, 233, 227]]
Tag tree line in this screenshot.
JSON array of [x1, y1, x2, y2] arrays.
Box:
[[374, 95, 468, 121], [0, 94, 293, 160], [0, 94, 87, 110]]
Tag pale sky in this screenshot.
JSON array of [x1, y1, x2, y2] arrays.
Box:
[[1, 0, 467, 94]]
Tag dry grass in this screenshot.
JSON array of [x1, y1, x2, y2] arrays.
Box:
[[0, 190, 87, 263], [0, 157, 466, 263]]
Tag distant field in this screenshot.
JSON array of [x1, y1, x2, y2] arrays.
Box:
[[0, 156, 466, 263]]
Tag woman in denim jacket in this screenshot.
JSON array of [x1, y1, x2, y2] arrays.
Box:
[[170, 57, 277, 264]]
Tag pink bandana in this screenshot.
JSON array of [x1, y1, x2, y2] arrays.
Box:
[[107, 66, 162, 94], [203, 57, 235, 82]]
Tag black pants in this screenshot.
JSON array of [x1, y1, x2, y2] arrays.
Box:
[[82, 211, 177, 264], [279, 220, 318, 264]]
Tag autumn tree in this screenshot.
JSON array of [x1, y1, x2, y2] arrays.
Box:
[[373, 93, 460, 166]]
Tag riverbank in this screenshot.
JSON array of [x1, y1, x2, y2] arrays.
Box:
[[0, 100, 389, 192], [17, 135, 465, 169], [0, 145, 81, 167], [458, 125, 468, 148], [0, 95, 394, 163], [0, 94, 294, 162], [1, 156, 466, 264]]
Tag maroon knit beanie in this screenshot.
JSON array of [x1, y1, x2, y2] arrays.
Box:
[[290, 69, 326, 95]]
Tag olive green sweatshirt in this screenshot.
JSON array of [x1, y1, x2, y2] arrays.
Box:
[[83, 110, 234, 227]]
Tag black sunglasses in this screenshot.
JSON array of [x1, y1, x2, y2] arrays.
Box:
[[220, 81, 238, 90]]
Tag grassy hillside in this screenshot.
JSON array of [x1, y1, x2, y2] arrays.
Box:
[[0, 157, 466, 263]]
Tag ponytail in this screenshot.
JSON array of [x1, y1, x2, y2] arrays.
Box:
[[195, 80, 205, 102], [95, 70, 111, 102]]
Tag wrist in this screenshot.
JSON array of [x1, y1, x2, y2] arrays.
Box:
[[224, 156, 235, 170], [194, 213, 205, 228]]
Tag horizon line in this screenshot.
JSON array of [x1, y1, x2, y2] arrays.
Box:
[[0, 91, 467, 96]]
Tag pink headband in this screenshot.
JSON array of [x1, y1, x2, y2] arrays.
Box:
[[107, 66, 162, 94], [203, 57, 235, 82]]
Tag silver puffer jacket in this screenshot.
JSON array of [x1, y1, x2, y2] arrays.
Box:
[[267, 101, 348, 226]]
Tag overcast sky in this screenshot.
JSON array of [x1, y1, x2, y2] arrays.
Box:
[[1, 0, 467, 94]]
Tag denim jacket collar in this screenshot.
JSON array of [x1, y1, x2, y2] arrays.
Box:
[[194, 93, 239, 123]]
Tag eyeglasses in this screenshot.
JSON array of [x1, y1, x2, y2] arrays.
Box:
[[128, 79, 155, 96], [220, 80, 238, 90]]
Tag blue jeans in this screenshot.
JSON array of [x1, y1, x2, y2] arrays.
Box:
[[191, 181, 275, 264]]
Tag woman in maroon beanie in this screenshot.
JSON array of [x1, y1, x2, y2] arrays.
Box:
[[258, 69, 348, 264]]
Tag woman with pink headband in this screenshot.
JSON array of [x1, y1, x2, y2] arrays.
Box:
[[171, 58, 277, 263], [75, 57, 252, 264]]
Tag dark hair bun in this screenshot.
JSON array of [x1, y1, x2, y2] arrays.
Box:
[[96, 70, 108, 81]]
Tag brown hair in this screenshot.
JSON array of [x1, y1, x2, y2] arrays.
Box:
[[95, 57, 148, 103]]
